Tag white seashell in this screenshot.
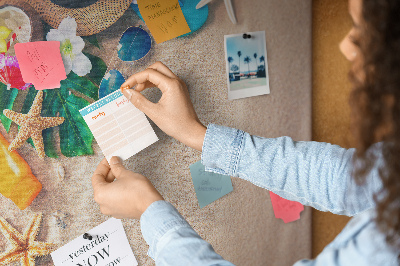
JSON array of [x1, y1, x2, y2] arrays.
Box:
[[56, 163, 65, 180]]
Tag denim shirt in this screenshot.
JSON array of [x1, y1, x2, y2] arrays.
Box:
[[140, 124, 399, 265]]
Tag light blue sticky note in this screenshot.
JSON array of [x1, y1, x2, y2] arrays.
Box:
[[189, 160, 233, 208]]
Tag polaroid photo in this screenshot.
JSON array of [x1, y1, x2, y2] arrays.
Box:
[[224, 31, 270, 100]]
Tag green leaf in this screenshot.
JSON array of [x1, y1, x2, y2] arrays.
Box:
[[61, 71, 99, 101], [42, 127, 59, 158], [60, 53, 107, 102], [43, 88, 94, 157], [0, 83, 19, 132], [82, 35, 100, 49], [84, 52, 108, 87], [19, 86, 94, 158], [39, 89, 59, 158], [20, 86, 38, 113]]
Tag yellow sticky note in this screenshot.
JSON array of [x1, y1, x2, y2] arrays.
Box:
[[137, 0, 191, 44]]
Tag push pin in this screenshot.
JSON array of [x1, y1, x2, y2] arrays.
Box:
[[242, 33, 252, 39], [83, 233, 93, 240]]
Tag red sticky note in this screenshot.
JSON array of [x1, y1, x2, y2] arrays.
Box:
[[14, 41, 66, 90], [269, 191, 304, 223]]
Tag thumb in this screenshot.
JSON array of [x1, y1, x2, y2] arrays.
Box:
[[122, 89, 154, 114], [109, 156, 127, 179]]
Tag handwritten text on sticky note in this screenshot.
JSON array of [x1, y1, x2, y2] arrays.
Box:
[[137, 0, 191, 43], [269, 191, 304, 223], [14, 41, 66, 90], [189, 160, 233, 208]]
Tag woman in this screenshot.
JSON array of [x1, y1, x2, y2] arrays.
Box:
[[91, 0, 400, 264]]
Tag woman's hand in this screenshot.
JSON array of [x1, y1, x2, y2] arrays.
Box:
[[91, 157, 163, 219], [120, 61, 207, 152]]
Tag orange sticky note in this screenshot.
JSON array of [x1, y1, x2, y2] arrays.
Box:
[[14, 41, 66, 90], [269, 191, 304, 223], [137, 0, 191, 43]]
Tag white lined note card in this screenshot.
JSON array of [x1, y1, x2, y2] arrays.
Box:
[[80, 90, 158, 162]]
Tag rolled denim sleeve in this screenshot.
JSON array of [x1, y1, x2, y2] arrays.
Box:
[[140, 200, 235, 265], [293, 209, 399, 266], [201, 124, 382, 216]]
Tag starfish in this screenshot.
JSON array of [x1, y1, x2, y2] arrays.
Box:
[[3, 90, 64, 158], [0, 213, 55, 265]]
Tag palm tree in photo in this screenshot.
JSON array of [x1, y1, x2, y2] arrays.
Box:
[[260, 55, 266, 72], [244, 56, 251, 78], [237, 51, 242, 77], [253, 53, 258, 74], [227, 56, 233, 73], [231, 64, 239, 73]]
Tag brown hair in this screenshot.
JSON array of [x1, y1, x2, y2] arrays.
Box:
[[350, 0, 400, 251]]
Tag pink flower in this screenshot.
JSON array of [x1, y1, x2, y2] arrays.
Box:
[[0, 53, 31, 90]]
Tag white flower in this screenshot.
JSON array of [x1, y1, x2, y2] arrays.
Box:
[[46, 17, 92, 77]]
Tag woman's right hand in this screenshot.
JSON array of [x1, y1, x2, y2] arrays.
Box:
[[120, 62, 207, 152]]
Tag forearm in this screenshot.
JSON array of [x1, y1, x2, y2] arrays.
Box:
[[183, 122, 207, 152], [201, 124, 380, 216], [140, 200, 234, 265]]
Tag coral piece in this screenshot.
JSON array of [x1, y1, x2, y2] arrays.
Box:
[[0, 53, 31, 90], [0, 132, 41, 210], [3, 90, 64, 158], [0, 213, 55, 265]]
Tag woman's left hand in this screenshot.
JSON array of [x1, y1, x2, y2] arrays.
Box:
[[91, 156, 164, 219]]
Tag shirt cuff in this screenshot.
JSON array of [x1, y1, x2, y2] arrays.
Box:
[[201, 123, 245, 176], [140, 200, 192, 259]]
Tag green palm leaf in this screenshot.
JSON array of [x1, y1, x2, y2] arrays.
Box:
[[0, 83, 18, 132], [42, 88, 94, 157]]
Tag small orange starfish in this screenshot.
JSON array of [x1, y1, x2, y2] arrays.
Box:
[[3, 90, 64, 158], [0, 213, 55, 265]]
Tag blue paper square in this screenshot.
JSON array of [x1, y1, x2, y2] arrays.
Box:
[[189, 160, 233, 208]]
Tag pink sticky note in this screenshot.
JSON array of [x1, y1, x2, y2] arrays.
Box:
[[269, 191, 304, 223], [14, 41, 66, 90]]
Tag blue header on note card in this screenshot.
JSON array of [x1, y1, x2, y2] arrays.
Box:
[[79, 90, 123, 116]]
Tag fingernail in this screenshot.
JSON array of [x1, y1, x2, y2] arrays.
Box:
[[123, 89, 133, 100], [110, 156, 122, 165], [120, 85, 129, 92]]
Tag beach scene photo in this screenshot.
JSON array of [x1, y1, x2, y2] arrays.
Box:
[[225, 31, 270, 100]]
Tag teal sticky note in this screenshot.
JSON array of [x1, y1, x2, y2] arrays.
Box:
[[189, 160, 233, 208]]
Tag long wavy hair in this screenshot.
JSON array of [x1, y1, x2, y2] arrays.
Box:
[[350, 0, 400, 252]]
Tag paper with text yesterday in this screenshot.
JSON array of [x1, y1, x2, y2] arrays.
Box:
[[137, 0, 191, 43], [51, 218, 137, 266], [79, 90, 158, 162], [14, 41, 66, 90]]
